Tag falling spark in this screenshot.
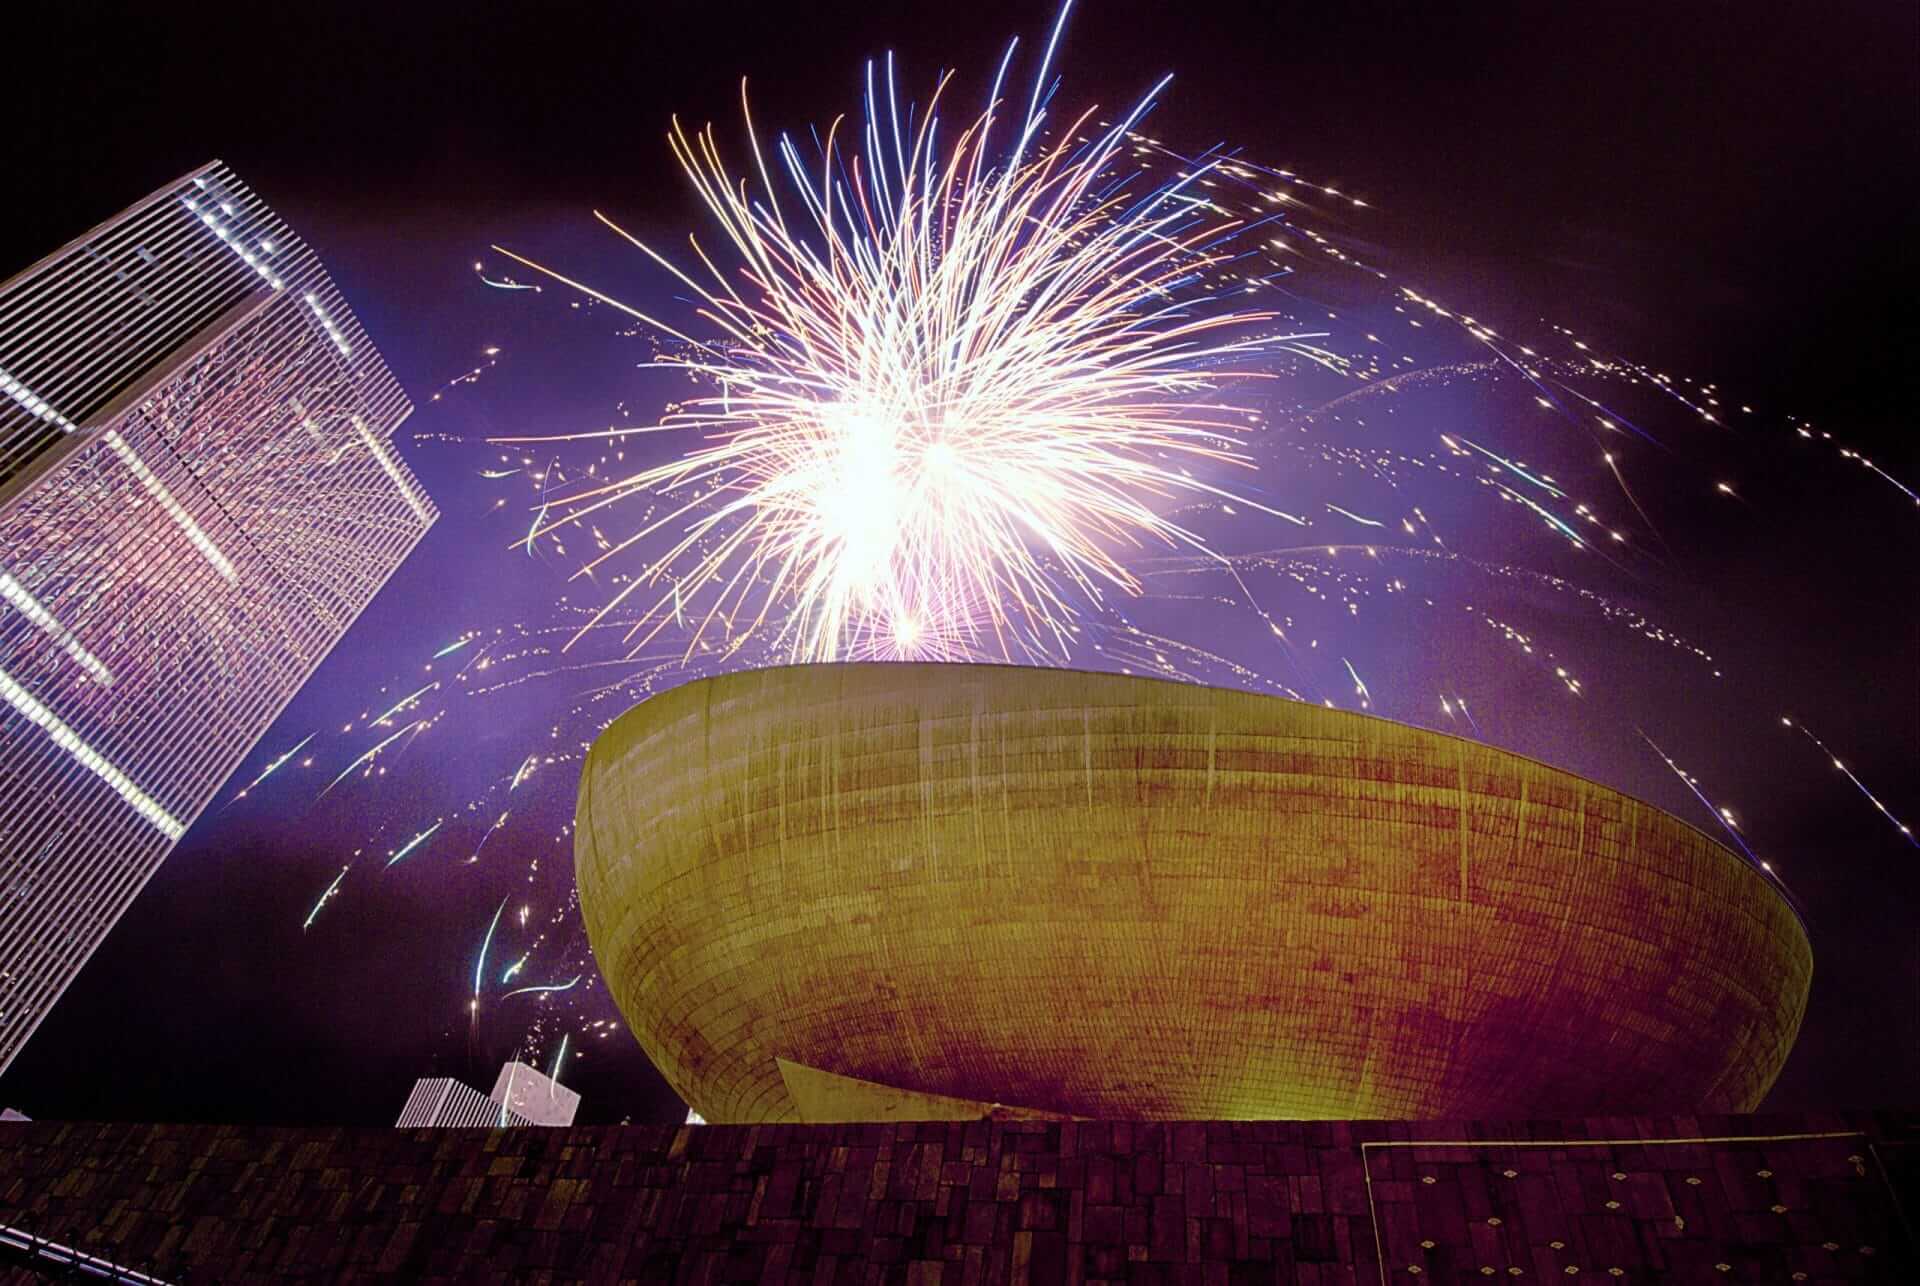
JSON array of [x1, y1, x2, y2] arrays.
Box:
[[467, 810, 512, 865], [1326, 504, 1385, 528], [473, 896, 510, 1006], [302, 866, 350, 931], [320, 719, 430, 797], [385, 820, 443, 868], [230, 731, 316, 802], [1781, 717, 1918, 847], [1454, 436, 1566, 498], [1341, 657, 1371, 708], [372, 680, 439, 726], [1638, 730, 1770, 873], [503, 975, 583, 1001], [475, 261, 540, 291]]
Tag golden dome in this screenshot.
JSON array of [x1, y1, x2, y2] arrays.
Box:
[[576, 663, 1809, 1121]]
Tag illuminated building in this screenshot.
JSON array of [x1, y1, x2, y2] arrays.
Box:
[[0, 162, 435, 1073], [575, 663, 1811, 1123], [488, 1059, 581, 1126], [393, 1061, 578, 1128], [396, 1078, 534, 1129]]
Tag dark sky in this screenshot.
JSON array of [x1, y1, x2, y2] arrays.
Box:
[[2, 2, 1915, 1125]]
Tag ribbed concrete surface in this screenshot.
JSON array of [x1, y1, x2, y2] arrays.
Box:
[[575, 664, 1810, 1123]]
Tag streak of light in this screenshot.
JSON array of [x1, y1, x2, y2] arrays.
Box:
[[474, 896, 510, 1008], [1781, 717, 1918, 847], [1637, 730, 1772, 875], [503, 975, 584, 1001], [320, 718, 430, 797], [385, 820, 444, 867], [372, 680, 439, 726], [1325, 504, 1385, 528], [1341, 657, 1371, 709], [231, 731, 316, 802], [303, 865, 350, 931]]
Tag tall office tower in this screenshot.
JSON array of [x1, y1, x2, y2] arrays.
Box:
[[0, 161, 436, 1073]]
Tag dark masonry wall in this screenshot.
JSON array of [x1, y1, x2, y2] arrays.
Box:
[[0, 1114, 1914, 1284]]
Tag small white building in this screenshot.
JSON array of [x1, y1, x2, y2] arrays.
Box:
[[490, 1060, 580, 1127], [395, 1060, 577, 1128]]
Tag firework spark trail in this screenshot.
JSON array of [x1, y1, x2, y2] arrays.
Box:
[[226, 731, 315, 805], [433, 636, 473, 658], [428, 347, 503, 403], [1424, 276, 1919, 518], [1440, 692, 1482, 737], [472, 896, 510, 1014], [475, 261, 540, 291], [1450, 436, 1566, 498], [504, 975, 583, 1001], [518, 456, 568, 560], [1456, 696, 1480, 737], [319, 718, 430, 797], [303, 865, 350, 931], [491, 5, 1334, 664], [372, 680, 439, 726], [1835, 445, 1920, 508], [1326, 503, 1385, 528], [1781, 716, 1918, 846], [385, 820, 444, 868], [1341, 657, 1371, 709], [549, 1034, 570, 1093], [467, 810, 512, 865], [1637, 730, 1778, 883]]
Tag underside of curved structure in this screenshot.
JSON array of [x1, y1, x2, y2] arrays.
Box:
[[575, 663, 1810, 1122]]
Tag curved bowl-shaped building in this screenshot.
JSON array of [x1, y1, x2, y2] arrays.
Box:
[[576, 663, 1810, 1121]]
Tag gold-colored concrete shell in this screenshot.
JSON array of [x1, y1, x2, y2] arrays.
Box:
[[575, 663, 1810, 1122]]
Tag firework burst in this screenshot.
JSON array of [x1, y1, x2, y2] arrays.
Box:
[[494, 3, 1328, 661]]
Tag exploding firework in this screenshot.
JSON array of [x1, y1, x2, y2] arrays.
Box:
[[199, 4, 1914, 1112], [492, 4, 1332, 663]]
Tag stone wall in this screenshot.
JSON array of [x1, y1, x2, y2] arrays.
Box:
[[1, 1113, 1912, 1283]]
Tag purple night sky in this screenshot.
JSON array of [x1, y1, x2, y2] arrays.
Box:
[[2, 1, 1914, 1125]]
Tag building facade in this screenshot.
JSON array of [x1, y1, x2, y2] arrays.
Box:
[[4, 1114, 1913, 1280], [489, 1060, 581, 1127], [394, 1078, 534, 1130], [394, 1062, 577, 1128], [576, 663, 1811, 1123], [0, 161, 436, 1073]]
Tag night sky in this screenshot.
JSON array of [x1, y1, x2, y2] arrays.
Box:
[[3, 2, 1914, 1126]]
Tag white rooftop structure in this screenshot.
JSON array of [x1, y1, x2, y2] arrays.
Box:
[[395, 1059, 578, 1128]]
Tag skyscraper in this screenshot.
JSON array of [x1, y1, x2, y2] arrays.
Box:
[[0, 161, 436, 1073]]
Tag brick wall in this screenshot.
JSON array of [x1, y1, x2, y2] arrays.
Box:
[[0, 1114, 1912, 1283]]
